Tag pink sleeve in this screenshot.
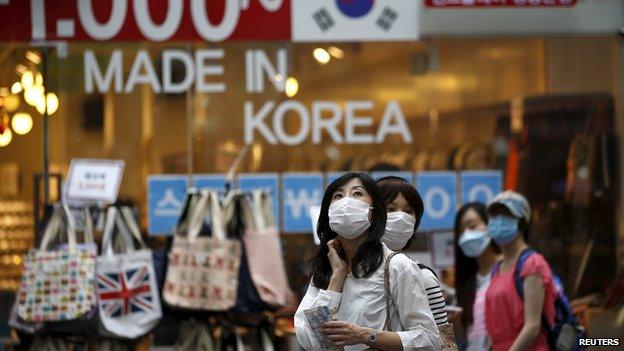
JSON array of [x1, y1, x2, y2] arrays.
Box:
[[519, 253, 557, 326]]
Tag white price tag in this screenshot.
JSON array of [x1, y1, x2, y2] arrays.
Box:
[[65, 159, 125, 203]]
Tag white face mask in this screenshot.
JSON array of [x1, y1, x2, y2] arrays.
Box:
[[328, 197, 372, 239], [458, 229, 491, 258], [383, 211, 416, 251]]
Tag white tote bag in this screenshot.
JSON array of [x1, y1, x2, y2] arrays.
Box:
[[163, 190, 241, 311], [96, 207, 162, 339]]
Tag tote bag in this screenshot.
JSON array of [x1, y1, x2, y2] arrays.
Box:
[[243, 190, 292, 309], [163, 190, 241, 311], [222, 191, 264, 314], [154, 189, 201, 292], [17, 204, 97, 323], [96, 206, 162, 339]]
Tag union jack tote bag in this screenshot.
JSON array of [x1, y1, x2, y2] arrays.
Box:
[[163, 190, 241, 311], [96, 206, 162, 339], [17, 204, 97, 323]]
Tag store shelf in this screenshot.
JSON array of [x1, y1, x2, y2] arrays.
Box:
[[0, 198, 33, 292]]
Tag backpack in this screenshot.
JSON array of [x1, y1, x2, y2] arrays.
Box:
[[494, 248, 585, 351], [418, 263, 439, 279]]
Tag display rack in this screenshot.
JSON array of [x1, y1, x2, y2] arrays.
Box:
[[0, 198, 34, 291]]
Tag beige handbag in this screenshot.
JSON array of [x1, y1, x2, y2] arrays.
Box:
[[163, 190, 241, 311], [383, 253, 458, 351]]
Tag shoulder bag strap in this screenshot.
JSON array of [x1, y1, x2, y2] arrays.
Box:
[[513, 248, 536, 299], [417, 263, 439, 279], [383, 251, 402, 332], [512, 248, 551, 331]]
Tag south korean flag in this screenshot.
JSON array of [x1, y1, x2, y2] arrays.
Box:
[[292, 0, 419, 42]]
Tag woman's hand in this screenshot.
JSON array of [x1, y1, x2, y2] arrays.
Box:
[[321, 321, 370, 347], [327, 239, 348, 278], [327, 239, 348, 292]]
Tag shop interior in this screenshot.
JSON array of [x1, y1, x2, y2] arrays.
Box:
[[0, 35, 623, 346]]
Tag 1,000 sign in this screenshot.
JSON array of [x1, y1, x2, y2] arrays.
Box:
[[29, 0, 284, 42]]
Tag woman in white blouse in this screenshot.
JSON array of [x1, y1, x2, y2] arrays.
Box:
[[295, 172, 441, 351]]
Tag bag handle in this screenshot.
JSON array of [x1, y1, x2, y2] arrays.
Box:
[[252, 189, 274, 231], [223, 190, 256, 232], [39, 205, 62, 252], [260, 328, 275, 351], [383, 252, 402, 332], [102, 207, 136, 256], [176, 188, 199, 235], [234, 328, 244, 351], [82, 207, 95, 244], [197, 324, 215, 351], [187, 190, 226, 241], [39, 203, 77, 252], [119, 207, 148, 249]]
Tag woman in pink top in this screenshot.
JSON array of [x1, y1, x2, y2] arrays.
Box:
[[453, 203, 501, 351], [484, 191, 557, 351]]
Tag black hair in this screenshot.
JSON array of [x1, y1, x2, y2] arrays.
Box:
[[376, 176, 424, 250], [310, 172, 386, 289], [454, 203, 489, 330]]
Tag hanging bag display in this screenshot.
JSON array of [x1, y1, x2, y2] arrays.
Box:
[[96, 206, 162, 339], [163, 190, 241, 311], [242, 190, 291, 309], [17, 204, 97, 324]]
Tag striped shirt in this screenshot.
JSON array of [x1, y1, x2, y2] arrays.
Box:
[[419, 267, 449, 326]]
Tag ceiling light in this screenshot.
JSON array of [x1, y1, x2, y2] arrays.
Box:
[[24, 85, 44, 107], [3, 95, 20, 113], [35, 72, 43, 86], [313, 48, 331, 65], [46, 92, 59, 115], [328, 46, 345, 59], [11, 112, 33, 135], [15, 64, 28, 76], [0, 128, 12, 147], [11, 82, 22, 95], [25, 50, 41, 64], [285, 77, 299, 98], [21, 71, 34, 89]]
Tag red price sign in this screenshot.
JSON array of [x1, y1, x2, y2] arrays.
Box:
[[0, 0, 290, 42], [425, 0, 577, 7]]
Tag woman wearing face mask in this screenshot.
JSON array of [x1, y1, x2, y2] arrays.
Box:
[[376, 177, 449, 326], [453, 203, 501, 351], [377, 176, 458, 351], [295, 172, 441, 351], [484, 191, 557, 351]]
